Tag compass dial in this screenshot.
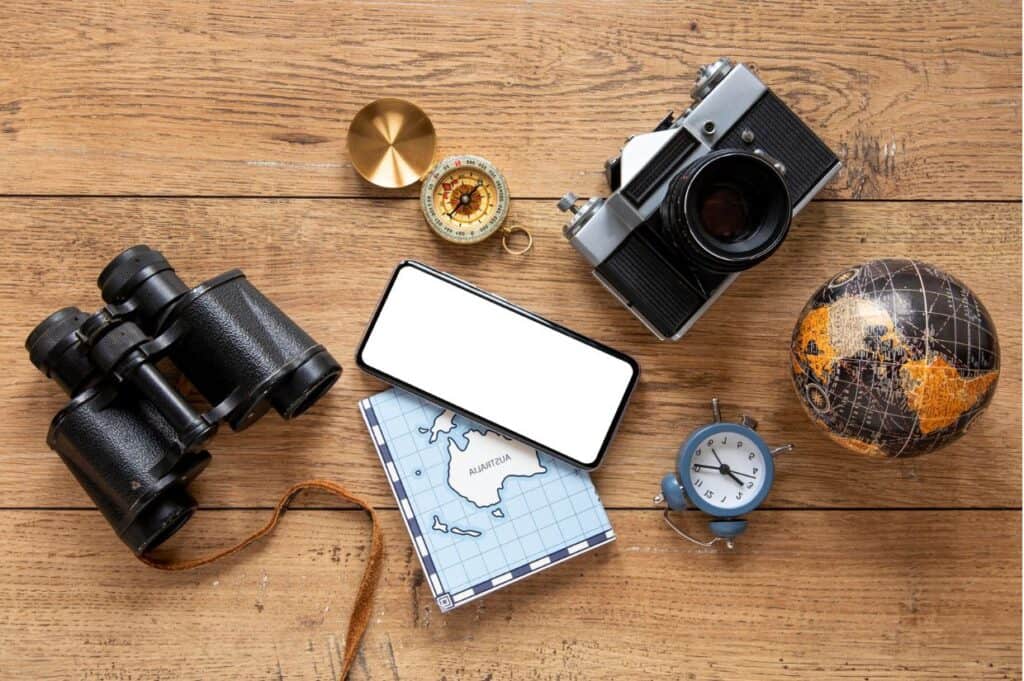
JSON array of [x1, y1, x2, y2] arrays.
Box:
[[421, 155, 510, 244]]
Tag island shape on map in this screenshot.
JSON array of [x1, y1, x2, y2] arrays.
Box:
[[419, 409, 457, 443], [446, 428, 546, 508], [431, 514, 480, 537]]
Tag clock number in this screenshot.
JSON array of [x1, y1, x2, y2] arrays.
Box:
[[736, 491, 744, 500], [707, 439, 714, 446], [694, 478, 703, 488], [704, 489, 713, 499], [719, 495, 727, 503], [752, 467, 759, 475], [748, 452, 756, 460], [692, 463, 700, 472], [737, 441, 744, 448], [746, 481, 754, 489], [721, 436, 728, 444]]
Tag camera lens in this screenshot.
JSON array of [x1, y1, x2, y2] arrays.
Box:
[[698, 184, 754, 243], [660, 150, 791, 274]]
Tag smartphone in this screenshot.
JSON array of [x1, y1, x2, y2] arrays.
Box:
[[356, 261, 639, 469]]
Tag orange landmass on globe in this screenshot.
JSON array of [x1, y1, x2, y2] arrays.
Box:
[[900, 356, 998, 434], [792, 305, 835, 379], [793, 297, 904, 382], [827, 432, 887, 458]]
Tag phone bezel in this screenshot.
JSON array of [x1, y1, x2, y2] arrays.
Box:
[[355, 260, 639, 470]]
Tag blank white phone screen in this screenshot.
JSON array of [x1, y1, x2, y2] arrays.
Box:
[[359, 264, 637, 466]]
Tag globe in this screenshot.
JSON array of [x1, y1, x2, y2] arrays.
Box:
[[790, 259, 999, 458]]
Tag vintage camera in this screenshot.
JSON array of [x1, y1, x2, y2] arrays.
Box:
[[558, 58, 841, 340], [26, 246, 341, 554]]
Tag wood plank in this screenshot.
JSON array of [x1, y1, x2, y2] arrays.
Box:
[[0, 199, 1018, 509], [0, 1, 1018, 199], [0, 508, 1018, 680]]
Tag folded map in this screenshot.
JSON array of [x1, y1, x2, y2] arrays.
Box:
[[360, 387, 615, 612]]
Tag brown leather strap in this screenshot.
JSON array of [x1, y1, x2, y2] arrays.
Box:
[[138, 479, 383, 680]]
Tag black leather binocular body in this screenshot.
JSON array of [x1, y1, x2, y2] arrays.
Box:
[[26, 246, 341, 554]]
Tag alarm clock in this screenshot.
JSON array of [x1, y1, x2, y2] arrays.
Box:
[[655, 397, 793, 548]]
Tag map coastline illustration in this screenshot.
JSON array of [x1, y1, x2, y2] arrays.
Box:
[[445, 426, 547, 510]]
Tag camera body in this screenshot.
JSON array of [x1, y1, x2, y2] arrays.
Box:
[[559, 59, 841, 340]]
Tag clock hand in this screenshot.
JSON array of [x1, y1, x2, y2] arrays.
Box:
[[730, 470, 756, 480], [695, 462, 743, 486], [711, 448, 723, 465]]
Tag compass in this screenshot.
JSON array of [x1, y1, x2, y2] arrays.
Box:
[[421, 155, 530, 254]]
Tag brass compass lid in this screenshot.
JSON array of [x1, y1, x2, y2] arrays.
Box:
[[347, 98, 437, 188]]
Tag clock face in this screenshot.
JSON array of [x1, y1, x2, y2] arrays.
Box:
[[420, 155, 509, 244], [683, 425, 772, 515]]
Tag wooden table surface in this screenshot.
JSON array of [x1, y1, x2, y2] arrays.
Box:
[[0, 2, 1020, 679]]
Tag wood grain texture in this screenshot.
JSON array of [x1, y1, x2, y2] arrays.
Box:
[[0, 3, 1020, 679], [0, 507, 1018, 680], [0, 1, 1019, 199], [0, 199, 1019, 509]]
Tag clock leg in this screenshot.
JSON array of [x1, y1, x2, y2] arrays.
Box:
[[708, 519, 748, 549]]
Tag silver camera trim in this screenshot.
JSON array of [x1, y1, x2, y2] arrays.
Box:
[[564, 64, 767, 266]]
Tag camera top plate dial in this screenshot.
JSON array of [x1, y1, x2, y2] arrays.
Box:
[[421, 155, 511, 246]]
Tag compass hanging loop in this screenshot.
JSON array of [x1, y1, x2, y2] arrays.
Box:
[[501, 226, 533, 256]]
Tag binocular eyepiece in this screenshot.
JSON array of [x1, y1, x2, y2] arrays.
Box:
[[26, 246, 341, 555]]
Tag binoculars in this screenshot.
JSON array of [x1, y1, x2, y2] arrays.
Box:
[[26, 246, 341, 555]]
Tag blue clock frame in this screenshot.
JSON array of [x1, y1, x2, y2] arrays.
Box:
[[677, 422, 775, 518]]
